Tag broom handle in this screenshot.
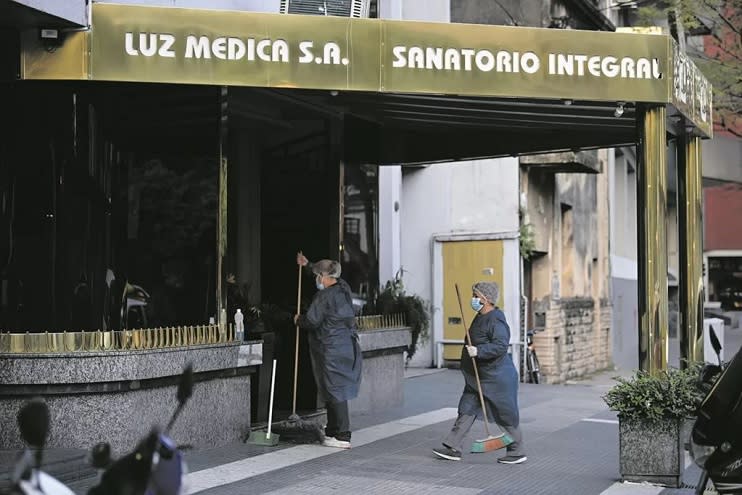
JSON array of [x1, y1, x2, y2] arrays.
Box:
[[267, 359, 277, 439], [292, 256, 302, 416], [455, 284, 492, 437]]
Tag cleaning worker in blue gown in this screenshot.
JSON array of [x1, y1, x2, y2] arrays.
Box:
[[433, 281, 526, 464], [295, 253, 363, 449]]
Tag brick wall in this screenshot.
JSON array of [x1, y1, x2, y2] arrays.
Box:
[[533, 297, 612, 383]]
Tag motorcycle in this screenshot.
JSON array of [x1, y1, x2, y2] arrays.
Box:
[[4, 399, 76, 495], [690, 328, 742, 494], [87, 364, 194, 495]]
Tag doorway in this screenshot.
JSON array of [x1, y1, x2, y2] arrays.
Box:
[[441, 239, 505, 361]]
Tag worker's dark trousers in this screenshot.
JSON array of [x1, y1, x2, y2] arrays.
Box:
[[442, 414, 524, 455], [325, 400, 350, 441]]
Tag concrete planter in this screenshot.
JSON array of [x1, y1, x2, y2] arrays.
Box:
[[0, 342, 262, 452], [619, 416, 686, 487], [351, 327, 412, 414]]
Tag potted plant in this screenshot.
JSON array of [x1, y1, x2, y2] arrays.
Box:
[[602, 364, 704, 487], [373, 269, 430, 363]]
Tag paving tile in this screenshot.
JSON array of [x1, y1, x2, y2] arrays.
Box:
[[261, 474, 482, 495]]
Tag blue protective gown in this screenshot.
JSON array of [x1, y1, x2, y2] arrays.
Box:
[[458, 308, 520, 428], [298, 279, 362, 404]]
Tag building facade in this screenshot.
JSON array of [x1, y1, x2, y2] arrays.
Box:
[[1, 0, 715, 382]]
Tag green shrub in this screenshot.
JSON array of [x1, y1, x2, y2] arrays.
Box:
[[602, 364, 705, 422], [375, 270, 430, 362]]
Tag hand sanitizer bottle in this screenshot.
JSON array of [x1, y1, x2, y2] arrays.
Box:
[[235, 308, 244, 341]]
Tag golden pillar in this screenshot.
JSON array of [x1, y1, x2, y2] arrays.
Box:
[[677, 133, 705, 366], [217, 86, 229, 332], [636, 105, 669, 374]]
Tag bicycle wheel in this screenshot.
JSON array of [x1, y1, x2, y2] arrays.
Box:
[[528, 351, 541, 384]]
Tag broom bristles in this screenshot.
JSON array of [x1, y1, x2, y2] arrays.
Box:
[[470, 433, 513, 453]]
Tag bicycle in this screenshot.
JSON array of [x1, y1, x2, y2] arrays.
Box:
[[526, 328, 542, 384]]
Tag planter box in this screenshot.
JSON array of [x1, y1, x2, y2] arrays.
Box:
[[619, 417, 686, 487], [350, 327, 411, 414], [0, 342, 262, 452]]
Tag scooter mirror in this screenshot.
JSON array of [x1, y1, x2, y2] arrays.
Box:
[[91, 442, 112, 469], [177, 364, 194, 405], [17, 399, 49, 449]]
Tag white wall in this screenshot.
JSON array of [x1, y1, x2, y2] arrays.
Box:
[[380, 0, 449, 21], [378, 167, 403, 285], [610, 148, 638, 264], [400, 159, 521, 367], [703, 134, 742, 184], [401, 0, 450, 22]]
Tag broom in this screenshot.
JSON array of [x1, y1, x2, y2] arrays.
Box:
[[454, 283, 513, 453], [271, 254, 324, 442]]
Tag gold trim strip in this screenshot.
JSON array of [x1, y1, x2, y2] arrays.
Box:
[[0, 324, 226, 354], [0, 313, 406, 353]]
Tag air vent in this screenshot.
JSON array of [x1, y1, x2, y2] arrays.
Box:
[[279, 0, 370, 18]]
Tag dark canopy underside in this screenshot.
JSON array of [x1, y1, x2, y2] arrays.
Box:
[[69, 83, 643, 165], [266, 89, 640, 165]]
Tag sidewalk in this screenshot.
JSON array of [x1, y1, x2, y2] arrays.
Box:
[[4, 367, 706, 494]]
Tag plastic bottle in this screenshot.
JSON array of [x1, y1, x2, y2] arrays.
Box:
[[235, 308, 244, 341]]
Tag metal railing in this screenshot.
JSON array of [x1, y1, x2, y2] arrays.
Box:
[[0, 324, 231, 354], [0, 313, 408, 353], [356, 313, 406, 331]]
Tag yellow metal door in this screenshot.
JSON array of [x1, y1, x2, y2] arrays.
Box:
[[442, 240, 504, 360]]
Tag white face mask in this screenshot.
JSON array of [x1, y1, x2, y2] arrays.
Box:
[[471, 297, 484, 312], [316, 276, 325, 290]]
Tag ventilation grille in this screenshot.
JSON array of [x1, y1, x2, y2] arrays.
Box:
[[279, 0, 370, 18]]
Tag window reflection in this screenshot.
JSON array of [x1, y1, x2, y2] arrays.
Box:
[[342, 164, 378, 313], [124, 156, 218, 328], [0, 83, 219, 332]]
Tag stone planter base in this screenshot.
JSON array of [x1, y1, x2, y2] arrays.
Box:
[[619, 417, 686, 487], [351, 327, 411, 414], [0, 342, 262, 452]]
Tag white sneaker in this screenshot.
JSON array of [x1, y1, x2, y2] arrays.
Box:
[[322, 436, 351, 449]]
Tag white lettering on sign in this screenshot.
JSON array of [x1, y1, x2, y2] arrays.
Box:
[[390, 45, 661, 81], [184, 35, 289, 62], [125, 32, 176, 58], [120, 32, 667, 90], [392, 46, 541, 74], [673, 47, 711, 125], [547, 53, 662, 80], [125, 32, 349, 66]]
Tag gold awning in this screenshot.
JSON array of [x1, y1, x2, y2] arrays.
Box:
[[19, 2, 712, 137]]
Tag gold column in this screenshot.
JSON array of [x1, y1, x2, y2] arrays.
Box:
[[636, 105, 669, 374], [677, 133, 705, 366], [217, 86, 229, 332]]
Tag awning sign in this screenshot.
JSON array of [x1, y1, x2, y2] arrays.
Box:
[[671, 41, 713, 137], [19, 2, 713, 134]]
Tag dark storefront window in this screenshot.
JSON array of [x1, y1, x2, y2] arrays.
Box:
[[94, 85, 220, 330], [123, 155, 218, 328], [0, 83, 219, 332], [342, 164, 378, 313]]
